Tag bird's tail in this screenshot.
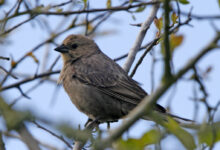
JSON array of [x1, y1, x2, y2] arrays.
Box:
[[166, 113, 194, 123], [142, 112, 194, 124]]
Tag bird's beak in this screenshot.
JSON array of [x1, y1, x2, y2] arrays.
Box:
[[54, 44, 69, 53]]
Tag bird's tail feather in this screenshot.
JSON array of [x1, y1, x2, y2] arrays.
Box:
[[142, 112, 194, 124], [166, 113, 194, 123]]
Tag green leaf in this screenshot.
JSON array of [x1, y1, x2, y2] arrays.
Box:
[[219, 0, 220, 8], [160, 34, 183, 57], [116, 129, 161, 150], [34, 5, 44, 11], [0, 97, 32, 130], [198, 122, 220, 146], [154, 17, 163, 32], [140, 129, 162, 145], [116, 138, 143, 150], [178, 0, 190, 4], [165, 118, 196, 150], [106, 0, 111, 8], [83, 0, 87, 8], [170, 34, 184, 52], [56, 8, 63, 12], [135, 6, 146, 13], [171, 13, 178, 26]]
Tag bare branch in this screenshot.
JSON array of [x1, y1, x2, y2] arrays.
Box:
[[19, 126, 41, 150], [0, 70, 60, 91], [0, 66, 18, 79], [113, 40, 155, 62], [130, 38, 159, 77], [33, 121, 72, 149], [179, 11, 220, 20], [123, 0, 160, 72], [17, 86, 31, 99], [0, 56, 10, 61], [9, 81, 44, 106], [0, 15, 36, 36], [3, 1, 160, 21], [50, 0, 73, 8]]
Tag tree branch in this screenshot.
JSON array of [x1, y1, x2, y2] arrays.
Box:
[[163, 0, 172, 80], [0, 56, 10, 61], [0, 15, 36, 36], [178, 11, 220, 20], [123, 0, 160, 72], [33, 121, 72, 149], [3, 1, 160, 21], [0, 70, 60, 91], [19, 126, 41, 150], [0, 66, 18, 79], [94, 32, 220, 149], [130, 38, 159, 77]]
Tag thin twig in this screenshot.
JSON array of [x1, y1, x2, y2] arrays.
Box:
[[19, 126, 41, 150], [33, 121, 72, 149], [88, 12, 113, 36], [9, 80, 44, 106], [0, 70, 60, 91], [0, 56, 10, 61], [178, 11, 220, 20], [0, 66, 18, 79], [49, 55, 61, 71], [51, 0, 73, 8], [3, 1, 160, 21], [17, 86, 31, 99], [85, 2, 90, 36], [130, 38, 159, 77], [123, 0, 160, 72], [113, 15, 192, 63], [0, 15, 36, 36]]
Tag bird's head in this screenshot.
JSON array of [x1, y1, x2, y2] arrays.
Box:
[[54, 34, 99, 63]]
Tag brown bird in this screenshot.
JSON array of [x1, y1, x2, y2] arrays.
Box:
[[54, 34, 190, 125]]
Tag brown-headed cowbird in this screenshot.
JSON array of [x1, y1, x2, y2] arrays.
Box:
[[54, 34, 190, 124]]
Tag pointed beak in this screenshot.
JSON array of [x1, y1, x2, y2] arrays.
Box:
[[54, 44, 69, 53]]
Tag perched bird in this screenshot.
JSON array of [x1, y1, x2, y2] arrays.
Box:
[[54, 34, 190, 125]]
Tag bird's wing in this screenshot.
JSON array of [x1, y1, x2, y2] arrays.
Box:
[[72, 52, 147, 105], [73, 52, 166, 113]]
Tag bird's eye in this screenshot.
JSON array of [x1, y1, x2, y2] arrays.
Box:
[[71, 44, 78, 49]]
